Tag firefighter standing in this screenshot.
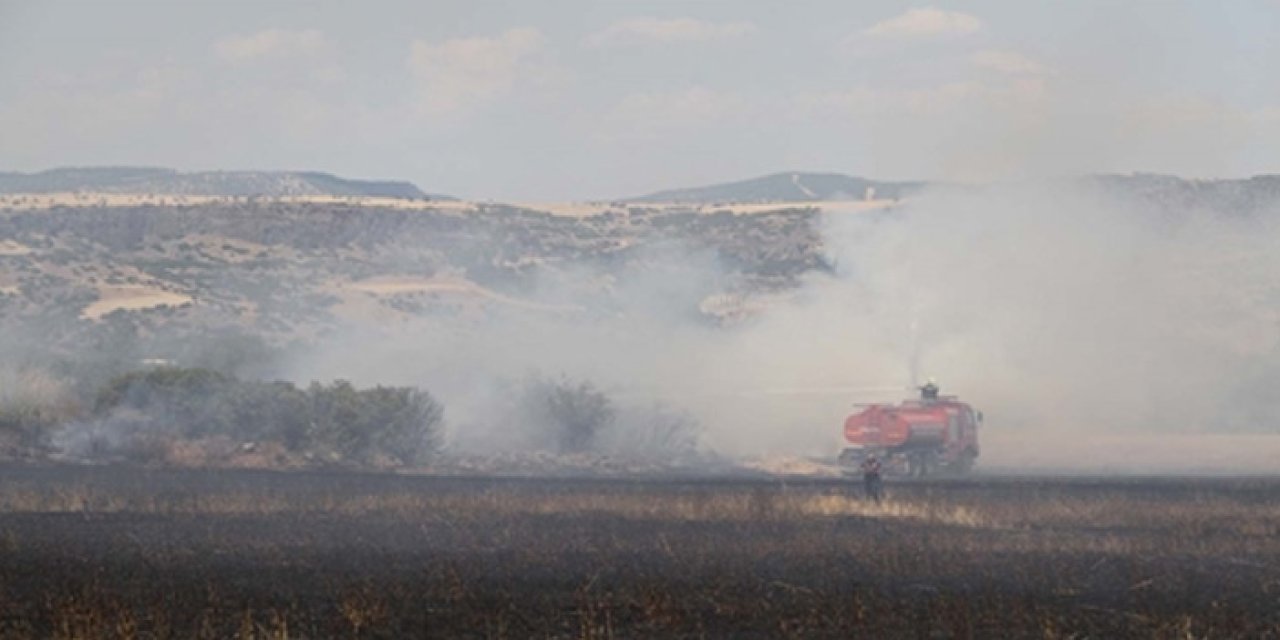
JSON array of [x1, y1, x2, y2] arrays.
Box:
[[860, 455, 883, 504], [920, 378, 939, 401]]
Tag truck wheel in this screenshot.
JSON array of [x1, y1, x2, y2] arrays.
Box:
[[837, 449, 862, 467], [908, 453, 928, 477], [952, 451, 976, 474]]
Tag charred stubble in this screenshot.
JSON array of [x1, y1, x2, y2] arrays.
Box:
[[0, 466, 1276, 638]]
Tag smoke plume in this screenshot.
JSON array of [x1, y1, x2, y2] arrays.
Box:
[[280, 182, 1278, 470]]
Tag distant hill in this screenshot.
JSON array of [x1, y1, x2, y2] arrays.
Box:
[[627, 170, 1280, 214], [1090, 173, 1280, 216], [628, 172, 926, 204], [0, 167, 446, 199]]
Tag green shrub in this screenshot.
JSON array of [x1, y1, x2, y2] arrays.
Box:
[[0, 403, 59, 449], [519, 374, 615, 453], [0, 369, 82, 450], [307, 381, 443, 464], [89, 368, 444, 465]]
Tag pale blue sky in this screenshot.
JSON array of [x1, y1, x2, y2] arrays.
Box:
[[2, 1, 1277, 199]]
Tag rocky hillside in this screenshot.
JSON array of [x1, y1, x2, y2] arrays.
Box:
[[0, 199, 825, 377], [0, 167, 438, 199], [2, 169, 1276, 379]]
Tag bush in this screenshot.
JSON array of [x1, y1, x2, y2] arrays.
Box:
[[306, 381, 443, 464], [93, 367, 237, 438], [0, 404, 59, 450], [87, 368, 444, 465], [0, 369, 82, 452], [607, 403, 702, 461], [519, 374, 615, 453]]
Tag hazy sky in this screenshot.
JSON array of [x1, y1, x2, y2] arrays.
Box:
[[2, 1, 1278, 200]]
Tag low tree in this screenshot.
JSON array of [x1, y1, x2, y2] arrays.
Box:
[[360, 386, 444, 464], [520, 374, 615, 454]]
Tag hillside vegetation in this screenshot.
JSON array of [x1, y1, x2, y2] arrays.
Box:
[[0, 167, 435, 199], [0, 200, 824, 353]]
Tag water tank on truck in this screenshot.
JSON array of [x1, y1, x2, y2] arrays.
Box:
[[838, 383, 981, 476]]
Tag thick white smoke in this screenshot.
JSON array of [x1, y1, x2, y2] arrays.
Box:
[[286, 182, 1280, 470], [812, 182, 1280, 471]]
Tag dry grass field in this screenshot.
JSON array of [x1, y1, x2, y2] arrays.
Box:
[[0, 465, 1276, 638]]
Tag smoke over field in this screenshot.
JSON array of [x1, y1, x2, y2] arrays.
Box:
[[0, 170, 1276, 471], [274, 181, 1279, 470], [818, 183, 1280, 471]]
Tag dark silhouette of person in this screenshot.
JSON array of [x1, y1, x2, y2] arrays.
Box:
[[860, 455, 883, 503], [920, 379, 939, 401]]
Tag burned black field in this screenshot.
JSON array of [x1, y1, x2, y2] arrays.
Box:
[[0, 466, 1277, 638]]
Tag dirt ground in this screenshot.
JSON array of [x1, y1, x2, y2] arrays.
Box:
[[0, 465, 1276, 638]]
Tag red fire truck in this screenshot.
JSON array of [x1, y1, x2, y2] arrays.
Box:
[[838, 387, 981, 476]]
